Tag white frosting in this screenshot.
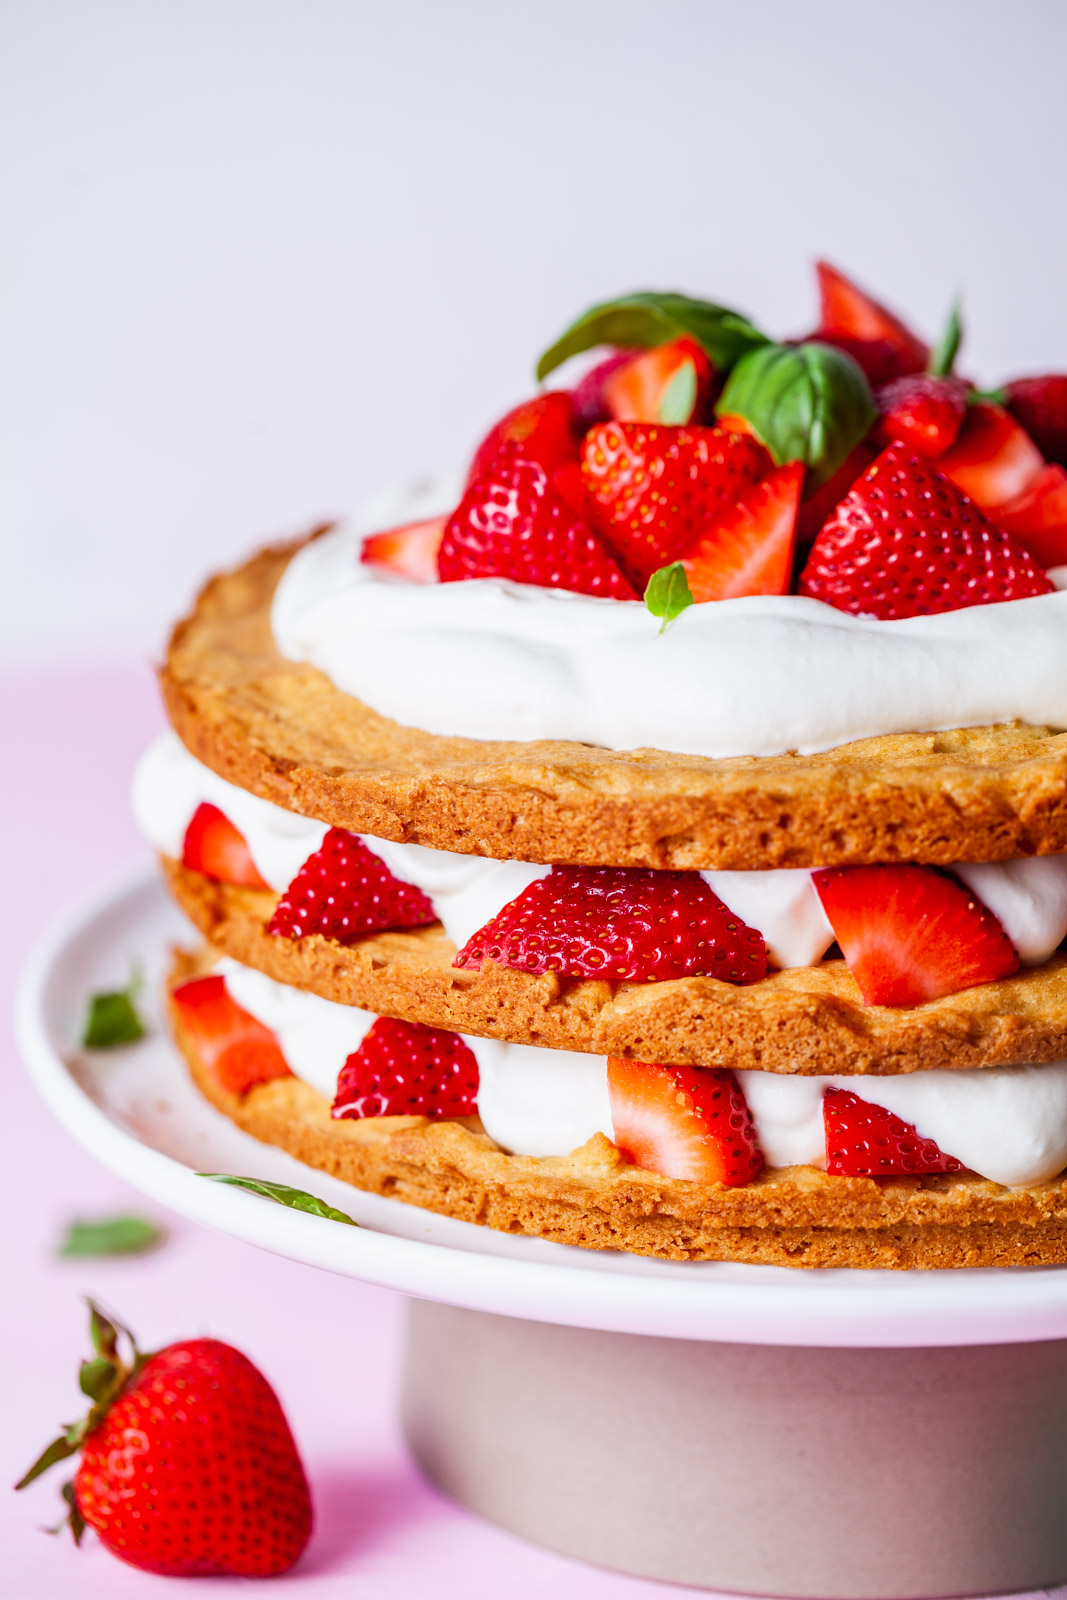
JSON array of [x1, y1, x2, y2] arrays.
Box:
[[221, 959, 375, 1099], [702, 867, 835, 968], [271, 516, 1067, 761], [953, 856, 1067, 965]]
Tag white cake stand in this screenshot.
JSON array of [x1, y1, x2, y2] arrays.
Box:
[[16, 869, 1067, 1598]]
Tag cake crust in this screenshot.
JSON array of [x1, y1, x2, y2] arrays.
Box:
[[168, 949, 1067, 1270], [161, 536, 1067, 872], [167, 858, 1067, 1076]]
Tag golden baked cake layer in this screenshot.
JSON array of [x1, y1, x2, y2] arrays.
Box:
[[162, 538, 1067, 872], [167, 858, 1067, 1075]]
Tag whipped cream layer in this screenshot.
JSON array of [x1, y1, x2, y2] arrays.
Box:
[[217, 959, 1067, 1185], [272, 512, 1067, 761], [134, 733, 1067, 968]]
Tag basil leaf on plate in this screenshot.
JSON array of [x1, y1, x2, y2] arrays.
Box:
[[644, 561, 695, 633], [536, 291, 767, 382], [59, 1215, 165, 1258], [82, 965, 146, 1049], [716, 342, 876, 490], [198, 1173, 358, 1226]]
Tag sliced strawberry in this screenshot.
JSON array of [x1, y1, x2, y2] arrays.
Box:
[[453, 865, 767, 985], [874, 374, 968, 458], [550, 458, 592, 517], [794, 440, 878, 546], [1003, 375, 1067, 468], [438, 453, 637, 599], [823, 1088, 965, 1177], [466, 391, 576, 487], [332, 1016, 478, 1119], [798, 443, 1053, 619], [361, 517, 445, 584], [182, 802, 269, 890], [580, 421, 770, 588], [812, 864, 1019, 1007], [681, 460, 802, 602], [267, 828, 437, 944], [171, 974, 292, 1095], [602, 336, 712, 425], [936, 401, 1045, 511], [571, 350, 637, 429], [607, 1059, 764, 1186], [813, 260, 927, 381], [993, 463, 1067, 567]]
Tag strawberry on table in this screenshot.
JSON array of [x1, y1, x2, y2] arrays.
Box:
[[798, 443, 1053, 618], [268, 829, 437, 944], [602, 335, 713, 425], [453, 865, 767, 985], [361, 516, 445, 583], [181, 802, 268, 889], [1002, 374, 1067, 468], [813, 864, 1019, 1007], [992, 463, 1067, 568], [607, 1059, 764, 1185], [332, 1016, 479, 1119], [17, 1303, 312, 1576], [810, 259, 928, 385], [823, 1088, 965, 1177], [580, 421, 770, 588], [438, 452, 637, 599], [936, 400, 1045, 510], [465, 391, 577, 485], [874, 373, 969, 458], [680, 460, 803, 602], [171, 973, 292, 1094]]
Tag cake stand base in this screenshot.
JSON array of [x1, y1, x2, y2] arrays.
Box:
[[402, 1299, 1067, 1598]]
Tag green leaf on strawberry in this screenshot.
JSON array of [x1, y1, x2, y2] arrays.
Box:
[[82, 965, 146, 1049], [715, 342, 876, 490], [928, 296, 963, 378], [644, 561, 694, 633], [536, 292, 767, 383], [197, 1172, 359, 1225]]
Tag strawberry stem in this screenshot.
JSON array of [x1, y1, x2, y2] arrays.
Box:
[[928, 296, 962, 377]]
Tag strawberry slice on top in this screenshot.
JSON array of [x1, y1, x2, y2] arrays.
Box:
[[438, 452, 637, 599], [465, 391, 577, 486], [823, 1088, 965, 1178], [813, 864, 1019, 1007], [580, 421, 770, 588], [453, 865, 767, 985], [182, 802, 269, 890], [1003, 374, 1067, 469], [680, 460, 803, 602], [361, 516, 445, 584], [267, 828, 437, 944], [602, 335, 713, 425], [171, 973, 292, 1096], [608, 1059, 764, 1186], [874, 374, 969, 458], [936, 400, 1045, 511], [993, 463, 1067, 568], [798, 443, 1053, 618], [811, 259, 928, 385], [332, 1016, 479, 1120]]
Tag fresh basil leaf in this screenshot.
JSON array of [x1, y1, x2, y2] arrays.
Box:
[[716, 342, 876, 490], [536, 291, 766, 383], [644, 562, 695, 633], [197, 1173, 358, 1226], [82, 965, 145, 1049], [657, 359, 698, 424], [929, 297, 962, 377], [59, 1215, 164, 1258]]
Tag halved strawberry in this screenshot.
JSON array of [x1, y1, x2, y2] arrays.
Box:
[[1003, 374, 1067, 468], [936, 401, 1045, 511], [812, 260, 927, 383], [823, 1088, 965, 1177], [794, 440, 878, 546], [602, 336, 712, 425], [681, 460, 802, 602], [360, 517, 445, 584], [993, 463, 1067, 567], [267, 829, 437, 944], [332, 1016, 478, 1119], [453, 865, 767, 985], [438, 453, 637, 599], [607, 1059, 764, 1186], [466, 391, 576, 487], [171, 974, 292, 1095], [182, 803, 268, 890], [874, 374, 968, 458], [571, 350, 637, 429], [580, 421, 770, 588], [798, 443, 1053, 619], [812, 864, 1019, 1007]]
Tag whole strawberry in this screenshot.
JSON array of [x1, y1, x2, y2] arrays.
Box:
[[18, 1303, 312, 1577], [1003, 374, 1067, 468]]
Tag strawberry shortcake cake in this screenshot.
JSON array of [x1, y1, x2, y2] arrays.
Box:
[[139, 263, 1067, 1266]]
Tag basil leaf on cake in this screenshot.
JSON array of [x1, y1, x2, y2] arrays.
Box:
[[127, 260, 1067, 1267]]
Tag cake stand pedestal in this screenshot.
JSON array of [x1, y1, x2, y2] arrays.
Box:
[[17, 869, 1067, 1599]]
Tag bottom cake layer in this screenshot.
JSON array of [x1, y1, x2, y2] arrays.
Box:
[[167, 949, 1067, 1269]]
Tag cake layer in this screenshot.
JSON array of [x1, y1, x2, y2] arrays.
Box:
[[168, 950, 1067, 1270], [166, 858, 1067, 1075], [162, 538, 1067, 872]]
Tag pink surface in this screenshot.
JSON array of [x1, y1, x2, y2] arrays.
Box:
[[1, 665, 1064, 1600]]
